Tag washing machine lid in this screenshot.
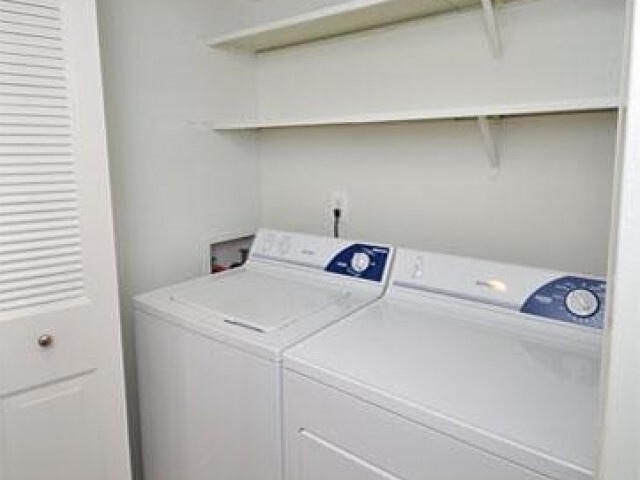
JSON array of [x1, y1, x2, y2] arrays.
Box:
[[171, 269, 349, 333]]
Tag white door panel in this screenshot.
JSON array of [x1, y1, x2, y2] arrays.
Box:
[[0, 0, 130, 478], [0, 302, 96, 395], [0, 374, 99, 480]]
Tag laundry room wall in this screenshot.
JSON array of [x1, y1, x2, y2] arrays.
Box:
[[96, 1, 259, 478], [253, 0, 345, 22], [256, 0, 624, 276], [259, 113, 616, 275]]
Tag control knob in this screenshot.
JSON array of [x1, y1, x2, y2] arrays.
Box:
[[565, 289, 599, 318], [350, 252, 371, 273]]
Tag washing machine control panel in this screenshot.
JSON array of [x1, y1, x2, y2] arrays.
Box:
[[325, 244, 390, 283], [252, 230, 392, 284], [521, 276, 606, 329]]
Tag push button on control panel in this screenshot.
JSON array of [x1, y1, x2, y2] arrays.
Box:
[[411, 256, 425, 279]]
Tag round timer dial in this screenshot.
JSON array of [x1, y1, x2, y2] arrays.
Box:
[[350, 252, 371, 273], [565, 289, 600, 318]]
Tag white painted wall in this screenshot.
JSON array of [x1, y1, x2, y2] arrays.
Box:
[[257, 0, 624, 276], [254, 0, 345, 23], [259, 112, 616, 274], [255, 0, 623, 122], [96, 1, 258, 478]]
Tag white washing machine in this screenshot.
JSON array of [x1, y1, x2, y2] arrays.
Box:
[[134, 229, 393, 480], [284, 248, 605, 480]]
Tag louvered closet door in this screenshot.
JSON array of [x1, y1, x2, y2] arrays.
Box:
[[0, 1, 130, 480]]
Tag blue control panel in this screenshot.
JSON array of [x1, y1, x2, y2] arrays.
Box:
[[325, 244, 390, 283], [520, 276, 606, 329]]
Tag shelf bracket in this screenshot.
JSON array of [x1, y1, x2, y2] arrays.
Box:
[[480, 0, 502, 58], [477, 116, 500, 171]]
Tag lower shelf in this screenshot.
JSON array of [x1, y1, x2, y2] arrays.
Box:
[[211, 97, 619, 131]]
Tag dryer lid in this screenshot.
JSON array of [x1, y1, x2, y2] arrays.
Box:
[[171, 269, 349, 333]]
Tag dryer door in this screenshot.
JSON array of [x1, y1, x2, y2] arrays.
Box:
[[298, 430, 400, 480], [284, 370, 550, 480]]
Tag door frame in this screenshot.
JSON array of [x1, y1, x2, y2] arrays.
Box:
[[597, 1, 640, 478]]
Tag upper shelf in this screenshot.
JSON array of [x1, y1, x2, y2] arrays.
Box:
[[211, 98, 619, 131], [207, 0, 482, 52]]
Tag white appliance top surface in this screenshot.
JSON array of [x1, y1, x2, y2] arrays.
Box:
[[135, 229, 393, 361], [171, 269, 349, 333], [135, 272, 388, 362], [284, 294, 601, 478], [134, 229, 392, 360]]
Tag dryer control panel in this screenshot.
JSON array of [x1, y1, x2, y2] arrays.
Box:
[[391, 249, 606, 329], [520, 276, 606, 329]]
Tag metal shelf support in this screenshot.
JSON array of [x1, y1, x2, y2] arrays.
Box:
[[480, 0, 502, 57], [477, 116, 500, 171]]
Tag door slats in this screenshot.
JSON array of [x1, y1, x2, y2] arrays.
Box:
[[0, 1, 60, 12], [0, 217, 78, 234], [0, 235, 80, 256], [0, 252, 80, 274], [0, 261, 82, 285], [0, 33, 62, 51], [0, 278, 84, 311], [0, 72, 67, 87], [0, 2, 60, 20], [0, 287, 83, 313], [0, 201, 76, 217], [0, 103, 68, 116], [0, 0, 84, 313], [0, 163, 72, 174], [0, 10, 60, 29], [0, 243, 80, 265], [0, 226, 80, 247]]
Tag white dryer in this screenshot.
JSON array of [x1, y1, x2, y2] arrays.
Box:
[[134, 229, 393, 480], [284, 249, 605, 480]]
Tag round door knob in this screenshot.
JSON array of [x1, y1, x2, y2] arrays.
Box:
[[37, 334, 54, 348]]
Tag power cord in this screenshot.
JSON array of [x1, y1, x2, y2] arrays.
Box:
[[333, 208, 341, 238]]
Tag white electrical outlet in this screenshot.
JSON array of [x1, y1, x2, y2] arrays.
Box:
[[329, 191, 349, 222]]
